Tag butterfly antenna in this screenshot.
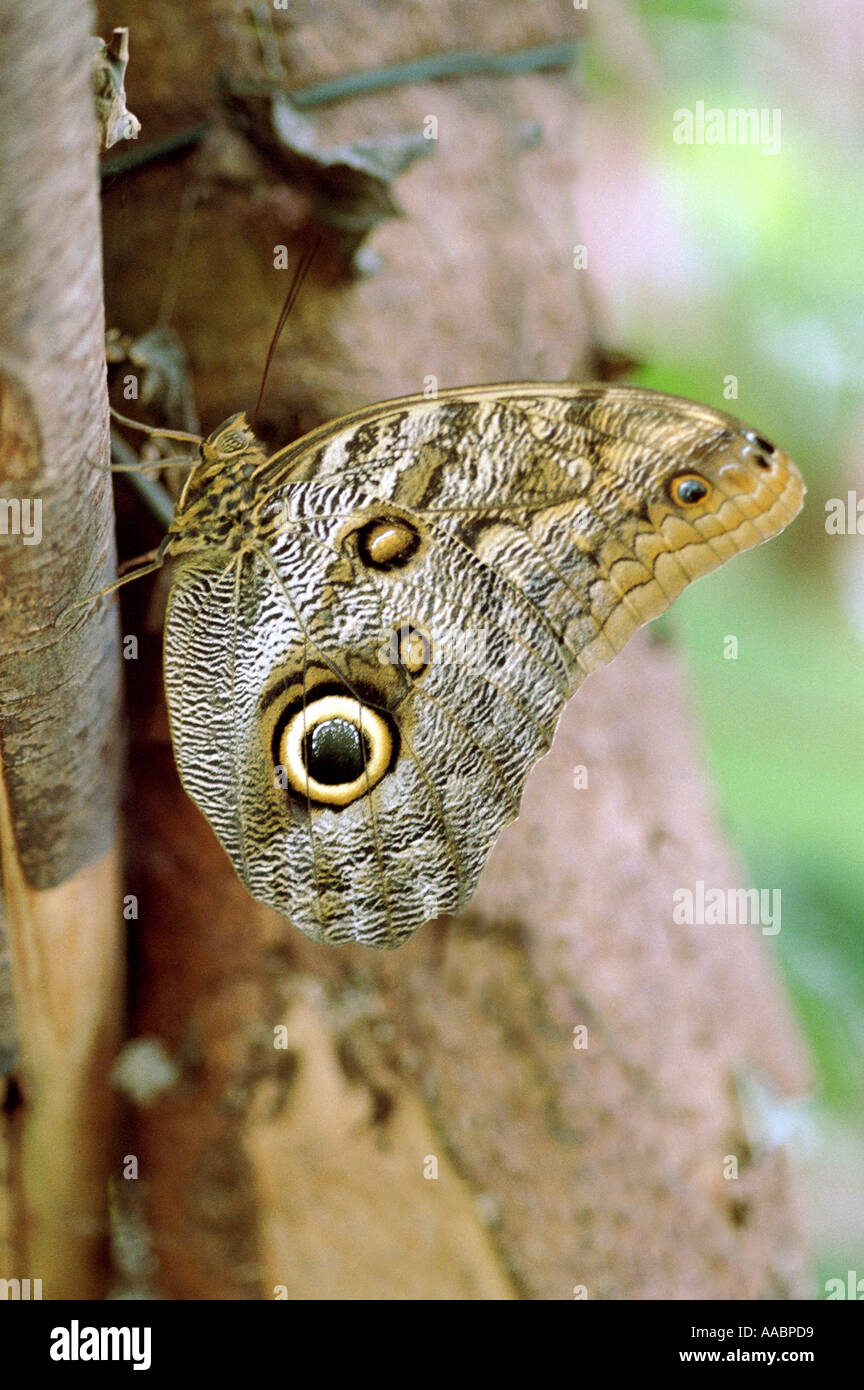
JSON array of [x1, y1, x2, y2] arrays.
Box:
[[250, 235, 322, 431]]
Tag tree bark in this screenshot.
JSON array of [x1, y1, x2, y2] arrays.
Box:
[[0, 0, 123, 1298]]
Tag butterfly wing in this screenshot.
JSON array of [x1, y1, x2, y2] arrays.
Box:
[[164, 385, 804, 947], [262, 384, 805, 692]]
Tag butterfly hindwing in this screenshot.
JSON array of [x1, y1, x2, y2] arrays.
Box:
[[164, 477, 568, 946]]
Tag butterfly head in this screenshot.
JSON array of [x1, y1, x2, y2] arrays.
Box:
[[200, 413, 263, 465], [169, 412, 272, 548]]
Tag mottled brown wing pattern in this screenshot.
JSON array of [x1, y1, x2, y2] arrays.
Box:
[[161, 385, 804, 947]]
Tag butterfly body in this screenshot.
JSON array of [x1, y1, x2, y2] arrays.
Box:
[[157, 384, 804, 948]]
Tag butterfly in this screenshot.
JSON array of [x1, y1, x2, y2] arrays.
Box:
[[107, 380, 804, 948]]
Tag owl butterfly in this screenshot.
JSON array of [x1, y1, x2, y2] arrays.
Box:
[[108, 376, 804, 949]]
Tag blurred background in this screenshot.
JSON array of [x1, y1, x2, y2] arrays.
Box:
[[579, 0, 864, 1288]]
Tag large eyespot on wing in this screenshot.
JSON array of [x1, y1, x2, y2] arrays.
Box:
[[274, 691, 397, 807]]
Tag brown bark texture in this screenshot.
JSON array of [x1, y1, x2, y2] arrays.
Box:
[[0, 3, 122, 886], [95, 0, 811, 1299], [0, 0, 124, 1298]]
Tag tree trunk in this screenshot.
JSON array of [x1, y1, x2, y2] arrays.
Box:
[[0, 0, 123, 1299], [94, 0, 810, 1299]]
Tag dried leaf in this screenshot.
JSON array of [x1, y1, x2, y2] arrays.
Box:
[[93, 27, 141, 152], [220, 78, 434, 260]]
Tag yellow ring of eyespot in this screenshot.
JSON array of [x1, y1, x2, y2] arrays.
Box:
[[278, 694, 393, 806], [670, 472, 712, 506]]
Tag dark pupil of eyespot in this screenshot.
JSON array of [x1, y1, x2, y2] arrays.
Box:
[[677, 477, 708, 503], [303, 718, 368, 785]]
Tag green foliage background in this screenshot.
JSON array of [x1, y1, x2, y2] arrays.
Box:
[[587, 0, 864, 1290]]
